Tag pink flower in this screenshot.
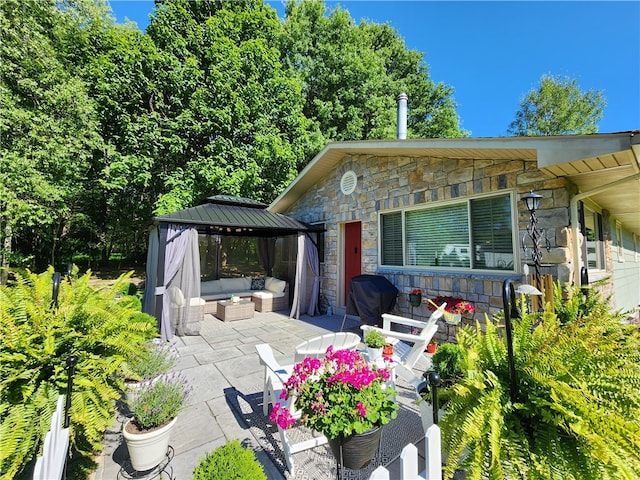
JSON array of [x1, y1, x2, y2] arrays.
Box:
[[270, 402, 296, 429], [356, 401, 367, 417]]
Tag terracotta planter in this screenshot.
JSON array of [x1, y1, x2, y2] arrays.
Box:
[[382, 344, 394, 358], [426, 342, 437, 354], [327, 426, 382, 469], [123, 416, 177, 471]]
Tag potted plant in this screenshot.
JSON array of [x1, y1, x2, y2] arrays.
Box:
[[123, 372, 191, 472], [426, 339, 438, 354], [408, 288, 422, 307], [270, 347, 398, 470], [363, 329, 386, 361], [122, 340, 176, 404], [428, 295, 475, 324]]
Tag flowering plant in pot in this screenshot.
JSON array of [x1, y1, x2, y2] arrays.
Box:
[[270, 347, 398, 469], [122, 340, 176, 403], [428, 296, 475, 315], [409, 288, 422, 307], [123, 372, 191, 471]]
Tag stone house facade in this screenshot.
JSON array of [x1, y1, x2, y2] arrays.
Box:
[[271, 133, 640, 336]]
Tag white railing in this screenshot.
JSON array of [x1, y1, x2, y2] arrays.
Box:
[[369, 424, 442, 480], [33, 395, 69, 480]]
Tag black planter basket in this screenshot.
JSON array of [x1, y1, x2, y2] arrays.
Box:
[[408, 293, 422, 308], [328, 426, 382, 470]]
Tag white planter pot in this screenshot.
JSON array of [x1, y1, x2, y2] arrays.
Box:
[[123, 416, 177, 471], [124, 376, 159, 405], [367, 346, 383, 361], [124, 381, 142, 405]]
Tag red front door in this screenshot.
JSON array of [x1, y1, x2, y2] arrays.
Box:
[[344, 222, 362, 303]]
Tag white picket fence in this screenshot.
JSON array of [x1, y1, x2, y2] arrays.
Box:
[[369, 424, 442, 480], [33, 395, 69, 480]]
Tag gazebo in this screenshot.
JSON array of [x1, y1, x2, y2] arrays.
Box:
[[142, 195, 322, 341]]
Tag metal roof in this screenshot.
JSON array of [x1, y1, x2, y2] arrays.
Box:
[[154, 196, 315, 237]]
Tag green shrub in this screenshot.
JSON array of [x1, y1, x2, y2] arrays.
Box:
[[431, 342, 463, 381], [440, 288, 640, 479], [192, 439, 266, 480], [0, 266, 158, 478]]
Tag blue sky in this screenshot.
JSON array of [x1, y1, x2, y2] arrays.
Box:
[[108, 1, 639, 138]]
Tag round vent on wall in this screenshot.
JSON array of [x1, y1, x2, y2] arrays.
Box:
[[340, 170, 358, 195]]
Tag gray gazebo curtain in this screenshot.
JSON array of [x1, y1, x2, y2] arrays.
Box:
[[142, 227, 159, 317], [306, 232, 320, 316], [290, 233, 320, 319], [159, 225, 200, 341], [290, 233, 306, 319], [258, 237, 277, 276], [168, 228, 201, 337]]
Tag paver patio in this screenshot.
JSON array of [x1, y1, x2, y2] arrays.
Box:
[[90, 310, 431, 480]]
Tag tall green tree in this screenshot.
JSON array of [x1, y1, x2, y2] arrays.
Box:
[[281, 0, 465, 154], [0, 0, 104, 273], [143, 0, 312, 212], [508, 74, 606, 136]]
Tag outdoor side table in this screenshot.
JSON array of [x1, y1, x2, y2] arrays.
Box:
[[216, 299, 255, 322]]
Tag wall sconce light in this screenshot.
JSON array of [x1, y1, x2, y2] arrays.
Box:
[[521, 191, 542, 213], [521, 191, 550, 292]]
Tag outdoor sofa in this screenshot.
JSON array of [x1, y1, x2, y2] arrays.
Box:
[[200, 276, 289, 314]]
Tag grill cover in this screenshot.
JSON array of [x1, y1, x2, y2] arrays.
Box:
[[345, 275, 398, 326]]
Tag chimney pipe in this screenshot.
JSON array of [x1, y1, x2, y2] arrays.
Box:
[[397, 93, 408, 140]]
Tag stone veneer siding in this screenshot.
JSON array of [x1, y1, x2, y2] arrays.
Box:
[[286, 154, 576, 341]]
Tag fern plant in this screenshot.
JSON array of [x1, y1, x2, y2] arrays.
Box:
[[440, 285, 640, 479], [0, 266, 157, 478]]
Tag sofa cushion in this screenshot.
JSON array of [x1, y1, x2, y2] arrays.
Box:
[[252, 290, 285, 299], [221, 277, 251, 292], [201, 280, 224, 295], [265, 277, 286, 294], [251, 277, 265, 290]]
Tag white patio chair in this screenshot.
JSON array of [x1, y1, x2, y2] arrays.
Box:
[[294, 332, 361, 362], [360, 303, 445, 381], [255, 343, 328, 475]]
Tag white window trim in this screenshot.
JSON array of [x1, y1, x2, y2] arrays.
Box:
[[616, 221, 624, 262], [377, 190, 519, 273], [580, 201, 607, 275]]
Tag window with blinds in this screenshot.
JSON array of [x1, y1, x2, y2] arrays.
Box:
[[379, 192, 515, 271], [381, 212, 403, 265]]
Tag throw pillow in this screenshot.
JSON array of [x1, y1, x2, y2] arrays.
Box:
[[251, 277, 265, 290]]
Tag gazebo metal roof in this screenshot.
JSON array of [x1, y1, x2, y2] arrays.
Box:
[[154, 195, 316, 237]]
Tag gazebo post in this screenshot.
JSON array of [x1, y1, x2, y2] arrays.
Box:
[[154, 223, 168, 334]]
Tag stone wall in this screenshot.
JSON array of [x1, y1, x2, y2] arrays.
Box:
[[286, 154, 576, 338]]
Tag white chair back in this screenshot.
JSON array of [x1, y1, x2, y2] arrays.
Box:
[[294, 332, 360, 362]]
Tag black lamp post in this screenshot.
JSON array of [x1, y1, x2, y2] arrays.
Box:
[[521, 191, 548, 292]]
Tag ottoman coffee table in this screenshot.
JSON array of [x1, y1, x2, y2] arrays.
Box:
[[216, 299, 255, 322]]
